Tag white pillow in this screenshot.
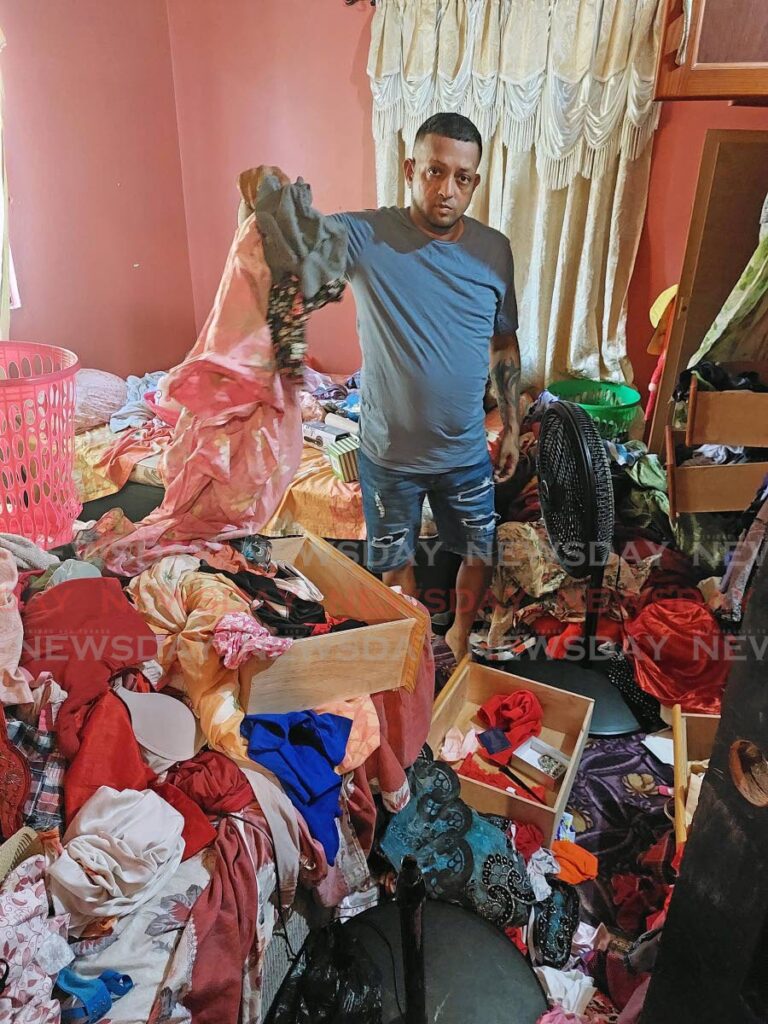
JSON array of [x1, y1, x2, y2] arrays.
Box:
[[74, 368, 128, 433]]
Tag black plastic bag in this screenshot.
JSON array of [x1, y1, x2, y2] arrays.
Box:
[[266, 921, 383, 1024]]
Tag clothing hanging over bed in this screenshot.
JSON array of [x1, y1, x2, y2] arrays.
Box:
[[75, 183, 346, 577]]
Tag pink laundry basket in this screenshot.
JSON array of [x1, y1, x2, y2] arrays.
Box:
[[0, 342, 81, 549]]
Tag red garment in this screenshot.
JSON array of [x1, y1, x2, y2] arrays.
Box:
[[621, 538, 703, 608], [513, 822, 545, 862], [617, 538, 694, 578], [66, 694, 215, 861], [0, 704, 30, 838], [638, 830, 677, 885], [611, 873, 669, 937], [64, 693, 154, 823], [505, 926, 528, 955], [183, 818, 259, 1024], [166, 750, 253, 814], [152, 782, 217, 859], [546, 619, 624, 659], [477, 690, 543, 765], [585, 946, 647, 1013], [458, 754, 547, 803], [624, 599, 729, 714], [21, 578, 158, 759], [348, 764, 376, 856], [530, 614, 565, 638]]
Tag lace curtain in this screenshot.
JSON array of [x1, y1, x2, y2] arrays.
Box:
[[368, 0, 663, 388]]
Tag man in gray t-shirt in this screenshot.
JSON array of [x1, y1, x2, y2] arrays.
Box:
[[265, 113, 522, 660]]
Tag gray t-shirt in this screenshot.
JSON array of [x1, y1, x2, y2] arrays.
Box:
[[329, 207, 517, 474]]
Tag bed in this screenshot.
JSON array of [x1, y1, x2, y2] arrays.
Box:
[[74, 424, 164, 503], [75, 410, 505, 537]]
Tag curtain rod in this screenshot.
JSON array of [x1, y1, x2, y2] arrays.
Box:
[[345, 0, 376, 6]]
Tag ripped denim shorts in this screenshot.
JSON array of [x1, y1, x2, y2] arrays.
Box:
[[358, 449, 498, 572]]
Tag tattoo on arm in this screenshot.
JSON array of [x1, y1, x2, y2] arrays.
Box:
[[491, 338, 521, 433]]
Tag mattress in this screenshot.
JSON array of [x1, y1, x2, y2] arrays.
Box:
[[263, 443, 366, 540]]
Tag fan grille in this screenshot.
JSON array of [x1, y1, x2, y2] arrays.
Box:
[[537, 402, 614, 579]]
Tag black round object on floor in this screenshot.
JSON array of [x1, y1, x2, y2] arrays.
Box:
[[507, 657, 641, 736], [344, 901, 548, 1024]]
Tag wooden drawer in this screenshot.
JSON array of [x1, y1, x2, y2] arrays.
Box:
[[238, 531, 429, 714], [685, 373, 768, 449], [668, 461, 768, 515], [665, 366, 768, 517], [429, 658, 593, 845], [672, 704, 720, 846]]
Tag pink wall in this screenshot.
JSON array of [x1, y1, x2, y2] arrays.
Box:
[[167, 3, 768, 391], [1, 0, 196, 377], [5, 3, 768, 390], [166, 0, 375, 375], [627, 101, 768, 399]]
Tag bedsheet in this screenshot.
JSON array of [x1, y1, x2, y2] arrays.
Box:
[[263, 443, 366, 540], [74, 425, 164, 503]]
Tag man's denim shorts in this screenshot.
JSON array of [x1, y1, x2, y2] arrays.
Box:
[[359, 449, 498, 572]]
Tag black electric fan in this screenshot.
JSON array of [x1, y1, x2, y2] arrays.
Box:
[[347, 856, 547, 1023], [509, 400, 640, 735]]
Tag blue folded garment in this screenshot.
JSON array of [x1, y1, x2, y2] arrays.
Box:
[[240, 710, 352, 863]]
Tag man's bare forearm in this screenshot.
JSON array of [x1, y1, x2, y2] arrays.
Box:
[[490, 333, 521, 433]]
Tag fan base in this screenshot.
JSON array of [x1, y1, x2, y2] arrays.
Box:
[[345, 900, 547, 1024], [504, 658, 641, 736]]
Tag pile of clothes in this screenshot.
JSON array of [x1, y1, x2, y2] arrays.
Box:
[[0, 529, 435, 1024], [299, 366, 361, 429], [381, 749, 601, 1000], [533, 828, 681, 1024], [472, 388, 746, 725]]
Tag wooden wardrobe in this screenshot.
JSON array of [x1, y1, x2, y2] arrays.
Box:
[[647, 129, 768, 518]]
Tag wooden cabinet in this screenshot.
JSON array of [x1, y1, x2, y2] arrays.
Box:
[[648, 129, 768, 453], [655, 0, 768, 100], [648, 129, 768, 516]]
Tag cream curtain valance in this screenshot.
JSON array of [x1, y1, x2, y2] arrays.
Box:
[[368, 0, 661, 190]]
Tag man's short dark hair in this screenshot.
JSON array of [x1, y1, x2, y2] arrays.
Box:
[[414, 113, 483, 161]]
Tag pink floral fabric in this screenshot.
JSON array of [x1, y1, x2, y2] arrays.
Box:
[[212, 611, 293, 668], [75, 219, 303, 577], [0, 854, 69, 1023]]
